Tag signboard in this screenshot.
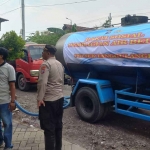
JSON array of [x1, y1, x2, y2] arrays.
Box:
[[64, 23, 150, 67]]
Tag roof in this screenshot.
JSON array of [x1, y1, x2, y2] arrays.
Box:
[[0, 17, 8, 23], [25, 44, 45, 47], [25, 42, 38, 45], [62, 24, 95, 31]]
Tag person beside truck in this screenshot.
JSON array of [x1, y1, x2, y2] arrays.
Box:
[[37, 45, 64, 150], [0, 47, 16, 150]]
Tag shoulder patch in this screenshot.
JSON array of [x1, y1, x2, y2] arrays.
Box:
[[41, 65, 47, 74]]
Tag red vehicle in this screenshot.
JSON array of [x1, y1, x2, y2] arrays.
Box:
[[13, 43, 45, 91]]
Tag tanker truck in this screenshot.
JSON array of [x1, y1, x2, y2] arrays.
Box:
[[56, 15, 150, 123]]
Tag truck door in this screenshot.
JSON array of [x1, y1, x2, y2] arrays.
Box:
[[16, 49, 30, 76], [16, 49, 31, 90]]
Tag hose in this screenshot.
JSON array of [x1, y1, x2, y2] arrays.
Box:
[[15, 96, 70, 117]]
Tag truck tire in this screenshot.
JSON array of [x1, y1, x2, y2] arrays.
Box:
[[101, 103, 111, 120], [18, 74, 30, 91], [75, 87, 104, 123]]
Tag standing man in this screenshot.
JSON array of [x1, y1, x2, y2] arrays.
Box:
[[0, 47, 16, 150], [37, 45, 64, 150]]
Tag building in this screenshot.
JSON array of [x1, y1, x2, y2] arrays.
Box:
[[62, 24, 95, 32], [47, 24, 96, 35]]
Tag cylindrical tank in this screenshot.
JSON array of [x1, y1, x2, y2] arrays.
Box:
[[55, 23, 150, 86]]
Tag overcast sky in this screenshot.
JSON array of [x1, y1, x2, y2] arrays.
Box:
[[0, 0, 150, 38]]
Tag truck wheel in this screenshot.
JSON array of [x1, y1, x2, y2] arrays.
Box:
[[18, 74, 30, 91], [75, 87, 104, 123], [101, 103, 111, 120]]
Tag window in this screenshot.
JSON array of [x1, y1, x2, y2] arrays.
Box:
[[22, 50, 28, 62], [28, 45, 44, 60]]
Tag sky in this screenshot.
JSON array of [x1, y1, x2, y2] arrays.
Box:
[[0, 0, 150, 38]]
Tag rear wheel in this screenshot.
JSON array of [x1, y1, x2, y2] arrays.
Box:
[[18, 74, 30, 91], [75, 87, 104, 123]]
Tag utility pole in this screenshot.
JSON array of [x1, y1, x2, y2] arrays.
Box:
[[21, 0, 25, 40], [101, 13, 112, 28]]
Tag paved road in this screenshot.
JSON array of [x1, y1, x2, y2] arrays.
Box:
[[0, 120, 86, 150]]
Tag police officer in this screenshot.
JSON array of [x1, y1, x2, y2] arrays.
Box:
[[37, 45, 64, 150]]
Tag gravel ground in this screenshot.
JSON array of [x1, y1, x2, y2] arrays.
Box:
[[13, 86, 150, 150]]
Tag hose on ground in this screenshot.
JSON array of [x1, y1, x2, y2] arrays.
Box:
[[15, 96, 70, 117]]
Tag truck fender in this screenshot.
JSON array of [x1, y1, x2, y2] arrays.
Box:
[[16, 68, 30, 80], [71, 79, 114, 106]]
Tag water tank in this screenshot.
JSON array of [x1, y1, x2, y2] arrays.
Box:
[[121, 15, 148, 26], [55, 22, 150, 86]]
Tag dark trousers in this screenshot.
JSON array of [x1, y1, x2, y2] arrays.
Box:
[[39, 97, 64, 150]]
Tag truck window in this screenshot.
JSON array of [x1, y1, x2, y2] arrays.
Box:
[[22, 50, 28, 62], [29, 46, 44, 60]]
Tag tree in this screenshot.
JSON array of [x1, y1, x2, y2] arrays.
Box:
[[48, 25, 77, 34], [71, 24, 77, 32], [27, 32, 62, 45], [0, 31, 25, 61], [27, 25, 78, 45]]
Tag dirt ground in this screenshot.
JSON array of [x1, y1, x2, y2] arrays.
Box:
[[13, 85, 150, 150]]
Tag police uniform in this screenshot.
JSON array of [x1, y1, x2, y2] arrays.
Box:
[[37, 57, 64, 150]]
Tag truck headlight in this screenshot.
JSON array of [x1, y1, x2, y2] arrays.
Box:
[[30, 70, 39, 77]]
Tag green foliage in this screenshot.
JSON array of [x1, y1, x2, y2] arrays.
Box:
[[0, 31, 25, 61], [27, 33, 63, 45], [71, 24, 77, 32], [27, 24, 78, 45]]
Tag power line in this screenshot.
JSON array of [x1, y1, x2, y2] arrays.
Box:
[[0, 0, 11, 6], [25, 0, 97, 8], [77, 10, 150, 25], [0, 7, 21, 15], [77, 16, 107, 24], [76, 6, 150, 24]]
